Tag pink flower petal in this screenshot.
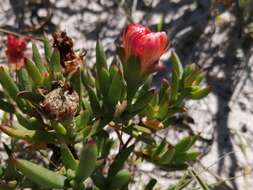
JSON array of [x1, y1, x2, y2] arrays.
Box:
[[122, 24, 168, 73]]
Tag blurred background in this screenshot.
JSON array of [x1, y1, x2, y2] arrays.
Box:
[[0, 0, 253, 189]]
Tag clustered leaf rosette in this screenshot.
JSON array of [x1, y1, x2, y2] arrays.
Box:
[[0, 25, 210, 190]]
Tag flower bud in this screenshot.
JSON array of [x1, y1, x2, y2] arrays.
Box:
[[122, 24, 168, 74]]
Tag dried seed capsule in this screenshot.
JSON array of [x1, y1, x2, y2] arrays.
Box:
[[40, 82, 79, 120]]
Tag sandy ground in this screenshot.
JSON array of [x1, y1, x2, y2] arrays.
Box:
[[0, 0, 253, 189]]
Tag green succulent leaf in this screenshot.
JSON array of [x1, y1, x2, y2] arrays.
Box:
[[170, 50, 183, 80], [0, 125, 56, 143], [124, 56, 143, 101], [16, 68, 32, 91], [60, 144, 78, 170], [137, 75, 153, 98], [75, 140, 97, 183], [152, 139, 167, 159], [52, 121, 67, 135], [108, 169, 131, 190], [32, 41, 46, 73], [107, 70, 124, 106], [183, 64, 200, 87], [172, 152, 200, 164], [0, 67, 27, 111], [15, 113, 43, 130], [96, 40, 107, 72], [108, 145, 134, 179], [50, 48, 63, 80], [98, 67, 110, 100], [69, 69, 82, 98], [158, 147, 176, 165], [109, 62, 117, 79], [14, 159, 66, 189], [100, 139, 114, 158], [193, 72, 204, 86], [0, 67, 19, 101], [75, 110, 91, 131], [25, 58, 43, 87], [174, 136, 197, 155], [130, 89, 155, 112], [171, 68, 180, 102], [187, 87, 211, 100], [86, 86, 101, 115], [91, 170, 106, 189], [43, 34, 53, 62], [159, 79, 170, 102]]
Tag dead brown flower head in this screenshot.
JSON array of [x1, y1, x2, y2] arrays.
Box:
[[40, 81, 79, 120], [52, 31, 84, 73]]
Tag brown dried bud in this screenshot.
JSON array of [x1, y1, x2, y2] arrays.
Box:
[[40, 82, 79, 120], [141, 117, 164, 131], [52, 31, 84, 73]]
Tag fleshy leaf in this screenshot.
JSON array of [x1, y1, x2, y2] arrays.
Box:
[[0, 67, 19, 100], [75, 140, 97, 183], [172, 152, 200, 164], [0, 125, 57, 143], [108, 145, 134, 179], [60, 144, 78, 170], [107, 70, 124, 106], [158, 147, 175, 165], [25, 58, 43, 87], [50, 48, 63, 80], [108, 169, 131, 190], [75, 110, 90, 131], [32, 41, 46, 73], [95, 40, 107, 72], [86, 86, 101, 115], [174, 136, 197, 154], [52, 122, 67, 135], [16, 68, 32, 91], [43, 34, 53, 62], [98, 67, 110, 100], [91, 170, 106, 189], [187, 87, 211, 100], [130, 89, 155, 112], [14, 159, 66, 189], [170, 50, 183, 80]]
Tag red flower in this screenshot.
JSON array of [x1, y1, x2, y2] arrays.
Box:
[[122, 24, 168, 74], [5, 35, 27, 69]]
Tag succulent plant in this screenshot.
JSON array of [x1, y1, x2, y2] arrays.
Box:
[[0, 25, 209, 189]]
